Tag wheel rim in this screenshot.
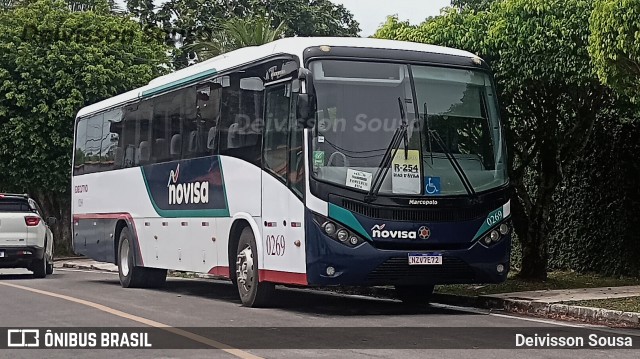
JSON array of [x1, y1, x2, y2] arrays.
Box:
[[236, 245, 254, 294], [120, 238, 130, 277]]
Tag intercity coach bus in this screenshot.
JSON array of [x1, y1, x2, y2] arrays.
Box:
[[71, 37, 511, 307]]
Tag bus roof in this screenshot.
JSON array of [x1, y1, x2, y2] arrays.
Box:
[[76, 37, 479, 119]]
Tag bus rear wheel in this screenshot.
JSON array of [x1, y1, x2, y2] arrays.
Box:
[[235, 227, 274, 307], [394, 285, 435, 306], [118, 227, 166, 288]]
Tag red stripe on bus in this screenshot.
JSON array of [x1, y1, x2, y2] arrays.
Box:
[[207, 267, 307, 285], [259, 270, 307, 286], [208, 266, 230, 277], [72, 213, 144, 266]]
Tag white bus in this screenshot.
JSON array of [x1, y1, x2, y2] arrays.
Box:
[[72, 37, 511, 307]]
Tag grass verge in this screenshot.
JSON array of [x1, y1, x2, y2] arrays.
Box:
[[435, 271, 640, 297], [567, 297, 640, 313]]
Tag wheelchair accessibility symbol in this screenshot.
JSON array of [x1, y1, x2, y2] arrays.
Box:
[[425, 177, 441, 195]]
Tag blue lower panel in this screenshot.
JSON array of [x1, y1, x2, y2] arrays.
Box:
[[304, 211, 510, 286], [73, 218, 117, 263]]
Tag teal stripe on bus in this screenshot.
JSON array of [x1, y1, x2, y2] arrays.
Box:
[[141, 68, 218, 98], [328, 203, 372, 241]]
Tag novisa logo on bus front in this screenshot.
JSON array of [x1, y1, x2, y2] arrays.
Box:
[[167, 164, 210, 205], [371, 224, 417, 240]]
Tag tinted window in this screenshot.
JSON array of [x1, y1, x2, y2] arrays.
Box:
[[218, 75, 263, 165], [85, 114, 103, 174], [289, 94, 305, 197], [101, 108, 122, 170], [181, 87, 199, 159], [0, 198, 30, 212], [196, 83, 222, 157], [122, 101, 152, 166], [263, 84, 291, 181], [74, 118, 87, 175]]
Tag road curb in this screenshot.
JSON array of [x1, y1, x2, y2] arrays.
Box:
[[430, 293, 640, 328], [500, 298, 640, 328], [318, 287, 640, 328], [60, 262, 118, 273]]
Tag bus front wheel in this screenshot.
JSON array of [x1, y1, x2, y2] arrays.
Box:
[[394, 285, 435, 306], [235, 227, 274, 307]]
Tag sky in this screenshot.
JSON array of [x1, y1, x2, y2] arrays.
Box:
[[332, 0, 452, 37]]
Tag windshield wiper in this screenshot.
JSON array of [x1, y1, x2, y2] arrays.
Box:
[[423, 102, 476, 198], [364, 98, 409, 203]]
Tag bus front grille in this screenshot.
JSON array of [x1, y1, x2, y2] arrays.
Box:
[[366, 257, 475, 283], [341, 198, 499, 222]]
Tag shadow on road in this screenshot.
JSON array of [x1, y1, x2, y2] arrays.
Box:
[[90, 276, 476, 317], [0, 273, 35, 280]]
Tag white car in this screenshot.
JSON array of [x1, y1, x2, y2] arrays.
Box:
[[0, 193, 55, 277]]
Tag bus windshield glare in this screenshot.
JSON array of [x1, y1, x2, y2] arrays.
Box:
[[310, 60, 508, 196]]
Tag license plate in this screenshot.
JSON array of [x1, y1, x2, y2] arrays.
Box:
[[0, 251, 4, 258], [408, 253, 442, 265]]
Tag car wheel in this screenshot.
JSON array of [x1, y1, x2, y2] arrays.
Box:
[[118, 226, 166, 288], [32, 242, 47, 279], [46, 241, 54, 275], [235, 227, 274, 307], [394, 285, 434, 307]]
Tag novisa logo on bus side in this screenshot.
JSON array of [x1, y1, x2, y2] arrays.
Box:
[[371, 224, 417, 240], [167, 164, 209, 205]]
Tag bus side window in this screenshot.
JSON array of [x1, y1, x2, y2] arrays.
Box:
[[289, 93, 305, 197], [218, 74, 263, 166], [263, 84, 291, 182], [195, 83, 222, 156], [102, 108, 122, 171], [74, 118, 87, 175], [85, 113, 104, 174]]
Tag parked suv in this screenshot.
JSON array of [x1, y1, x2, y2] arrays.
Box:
[[0, 193, 55, 277]]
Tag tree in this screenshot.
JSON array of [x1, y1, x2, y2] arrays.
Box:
[[187, 15, 286, 61], [450, 0, 496, 11], [0, 0, 168, 254], [376, 0, 617, 280], [589, 0, 640, 102], [150, 0, 360, 67]]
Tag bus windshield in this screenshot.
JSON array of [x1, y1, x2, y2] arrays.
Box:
[[310, 60, 507, 196]]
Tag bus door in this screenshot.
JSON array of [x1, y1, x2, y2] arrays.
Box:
[[261, 82, 306, 278]]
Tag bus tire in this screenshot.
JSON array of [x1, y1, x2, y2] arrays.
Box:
[[118, 227, 146, 288], [394, 285, 434, 306], [235, 227, 274, 307]]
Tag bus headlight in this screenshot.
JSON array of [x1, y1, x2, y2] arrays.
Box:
[[323, 222, 337, 236], [314, 213, 365, 248], [499, 223, 510, 235], [490, 230, 500, 242]]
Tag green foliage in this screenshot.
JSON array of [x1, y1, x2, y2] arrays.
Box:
[[186, 15, 286, 61], [148, 0, 360, 67], [589, 0, 640, 102], [548, 117, 640, 276], [373, 16, 418, 42], [450, 0, 496, 11], [377, 0, 618, 279], [0, 0, 168, 193]]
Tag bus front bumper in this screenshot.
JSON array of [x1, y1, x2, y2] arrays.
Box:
[[305, 226, 511, 287]]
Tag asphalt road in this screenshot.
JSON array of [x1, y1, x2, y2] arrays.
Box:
[[0, 267, 638, 358]]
